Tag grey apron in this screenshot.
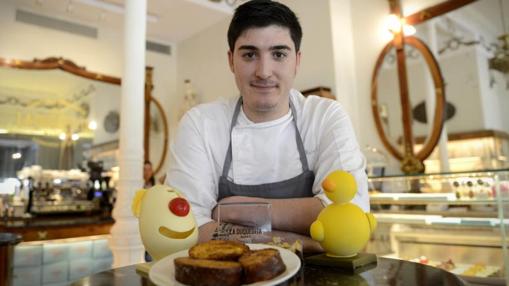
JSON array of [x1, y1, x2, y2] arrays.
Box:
[[218, 97, 315, 200]]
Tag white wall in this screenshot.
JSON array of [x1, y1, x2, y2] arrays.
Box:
[[0, 1, 176, 176], [0, 2, 123, 76], [175, 18, 236, 113], [280, 0, 336, 91], [476, 46, 509, 132]]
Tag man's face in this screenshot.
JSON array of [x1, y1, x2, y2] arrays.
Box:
[[228, 25, 301, 122]]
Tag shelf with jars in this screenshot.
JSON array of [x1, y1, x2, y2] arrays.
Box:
[[366, 168, 509, 284]]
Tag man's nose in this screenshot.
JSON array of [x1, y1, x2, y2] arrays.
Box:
[[255, 56, 272, 79]]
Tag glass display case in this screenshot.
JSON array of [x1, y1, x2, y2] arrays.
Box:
[[367, 169, 509, 285]]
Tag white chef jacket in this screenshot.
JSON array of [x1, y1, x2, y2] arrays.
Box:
[[166, 89, 369, 227]]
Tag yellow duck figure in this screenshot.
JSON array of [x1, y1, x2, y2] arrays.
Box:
[[310, 170, 377, 258], [132, 184, 198, 261]]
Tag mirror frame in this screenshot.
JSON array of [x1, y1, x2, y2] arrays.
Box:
[[371, 36, 445, 163], [0, 56, 169, 175], [371, 0, 478, 174], [143, 67, 169, 175]]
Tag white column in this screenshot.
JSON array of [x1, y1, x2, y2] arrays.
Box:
[[329, 0, 359, 131], [425, 20, 450, 172], [109, 0, 146, 267]]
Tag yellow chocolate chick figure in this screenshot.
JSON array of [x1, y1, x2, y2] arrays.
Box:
[[132, 184, 198, 261], [310, 171, 376, 257]]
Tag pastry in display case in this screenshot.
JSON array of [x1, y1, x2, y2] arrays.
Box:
[[366, 169, 509, 285]]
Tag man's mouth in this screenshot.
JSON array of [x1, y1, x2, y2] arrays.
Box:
[[251, 84, 277, 88], [250, 80, 278, 89], [159, 226, 195, 239]]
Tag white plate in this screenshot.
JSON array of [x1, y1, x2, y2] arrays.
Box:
[[149, 243, 301, 286]]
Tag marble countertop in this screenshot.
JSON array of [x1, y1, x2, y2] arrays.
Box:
[[70, 257, 468, 286]]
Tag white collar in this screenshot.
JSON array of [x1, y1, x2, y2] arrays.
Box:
[[237, 105, 292, 129]]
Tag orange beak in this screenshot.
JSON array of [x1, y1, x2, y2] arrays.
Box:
[[322, 178, 336, 193]]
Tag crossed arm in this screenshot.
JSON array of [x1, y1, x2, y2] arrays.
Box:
[[198, 195, 325, 253]]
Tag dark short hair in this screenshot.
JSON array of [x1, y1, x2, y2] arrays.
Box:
[[227, 0, 303, 52]]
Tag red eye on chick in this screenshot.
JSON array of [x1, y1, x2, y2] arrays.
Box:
[[169, 198, 190, 216]]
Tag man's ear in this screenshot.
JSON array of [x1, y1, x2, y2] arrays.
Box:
[[228, 50, 234, 73], [295, 50, 302, 75]]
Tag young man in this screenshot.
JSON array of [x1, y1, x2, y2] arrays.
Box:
[[166, 0, 368, 252]]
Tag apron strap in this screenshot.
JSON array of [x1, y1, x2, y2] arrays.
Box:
[[289, 99, 310, 172], [221, 97, 243, 177]]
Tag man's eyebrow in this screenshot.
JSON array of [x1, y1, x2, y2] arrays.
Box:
[[237, 45, 292, 51], [270, 45, 291, 51], [238, 45, 258, 51]]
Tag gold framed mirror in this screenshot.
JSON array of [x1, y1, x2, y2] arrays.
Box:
[[371, 36, 445, 172], [370, 0, 497, 174], [0, 57, 168, 176]]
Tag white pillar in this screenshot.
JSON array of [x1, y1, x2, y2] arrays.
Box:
[[425, 20, 450, 172], [109, 0, 146, 267], [329, 0, 359, 131]]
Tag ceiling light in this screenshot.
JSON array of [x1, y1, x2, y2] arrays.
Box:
[[71, 133, 80, 141], [88, 120, 97, 130], [59, 133, 67, 140], [0, 129, 8, 134], [74, 0, 159, 23], [386, 14, 402, 33], [386, 14, 415, 37], [403, 24, 416, 36], [12, 152, 22, 160]]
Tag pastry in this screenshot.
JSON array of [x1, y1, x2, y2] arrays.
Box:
[[174, 257, 242, 286], [175, 240, 287, 285], [239, 248, 286, 284], [189, 240, 249, 261]]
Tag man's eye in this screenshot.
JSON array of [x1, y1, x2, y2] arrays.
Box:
[[273, 51, 287, 60], [242, 52, 256, 60]]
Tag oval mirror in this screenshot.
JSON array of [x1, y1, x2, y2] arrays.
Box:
[[371, 36, 446, 164]]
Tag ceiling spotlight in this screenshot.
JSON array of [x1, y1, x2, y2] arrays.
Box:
[[386, 14, 416, 37], [12, 152, 22, 160], [88, 120, 97, 130]]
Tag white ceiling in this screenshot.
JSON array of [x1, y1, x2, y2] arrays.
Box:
[[6, 0, 235, 43]]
